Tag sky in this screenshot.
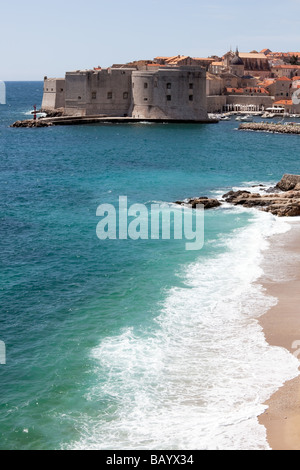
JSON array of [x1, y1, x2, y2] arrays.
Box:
[[1, 0, 300, 80]]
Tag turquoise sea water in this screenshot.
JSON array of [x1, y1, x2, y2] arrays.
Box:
[[0, 82, 300, 450]]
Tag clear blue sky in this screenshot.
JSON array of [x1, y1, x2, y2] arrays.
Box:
[[1, 0, 300, 80]]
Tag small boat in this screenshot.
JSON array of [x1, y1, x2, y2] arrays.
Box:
[[240, 115, 253, 122], [262, 112, 275, 119]]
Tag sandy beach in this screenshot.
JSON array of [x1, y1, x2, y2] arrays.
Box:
[[258, 220, 300, 450]]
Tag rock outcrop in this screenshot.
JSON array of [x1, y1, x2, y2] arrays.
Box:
[[11, 119, 52, 128], [176, 174, 300, 217], [275, 174, 300, 192], [222, 189, 300, 217]]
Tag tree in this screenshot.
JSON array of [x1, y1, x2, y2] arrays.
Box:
[[290, 55, 299, 65]]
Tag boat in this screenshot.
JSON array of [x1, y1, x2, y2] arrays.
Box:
[[240, 115, 254, 122], [262, 112, 275, 119]]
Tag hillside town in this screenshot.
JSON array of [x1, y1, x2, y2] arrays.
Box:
[[123, 48, 300, 115], [39, 48, 300, 122]]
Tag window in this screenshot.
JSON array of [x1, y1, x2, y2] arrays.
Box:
[[167, 95, 171, 101], [78, 96, 82, 100], [107, 92, 113, 99], [167, 83, 172, 89], [144, 98, 148, 101], [123, 92, 129, 99], [60, 88, 64, 92], [154, 80, 158, 88], [189, 95, 194, 101], [92, 92, 97, 99], [144, 83, 148, 89], [189, 83, 194, 90]]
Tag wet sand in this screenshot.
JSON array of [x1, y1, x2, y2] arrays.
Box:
[[258, 220, 300, 450]]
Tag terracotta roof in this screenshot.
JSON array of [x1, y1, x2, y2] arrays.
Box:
[[274, 100, 293, 105], [239, 52, 268, 60], [211, 62, 223, 66], [263, 79, 275, 86], [276, 76, 292, 81], [272, 65, 300, 69], [292, 76, 300, 80], [226, 88, 244, 93], [193, 57, 214, 61]]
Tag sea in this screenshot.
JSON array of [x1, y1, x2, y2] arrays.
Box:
[[0, 82, 300, 450]]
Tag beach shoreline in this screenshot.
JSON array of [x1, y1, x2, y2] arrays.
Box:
[[258, 219, 300, 450]]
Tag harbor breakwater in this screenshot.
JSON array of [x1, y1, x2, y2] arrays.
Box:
[[239, 122, 300, 135]]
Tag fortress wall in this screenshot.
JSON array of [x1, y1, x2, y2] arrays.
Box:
[[131, 67, 208, 120], [226, 95, 274, 109], [64, 69, 134, 117], [206, 95, 227, 113], [133, 67, 208, 120], [42, 78, 65, 112], [65, 72, 89, 116]]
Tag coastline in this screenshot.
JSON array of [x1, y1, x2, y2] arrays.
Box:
[[258, 219, 300, 450]]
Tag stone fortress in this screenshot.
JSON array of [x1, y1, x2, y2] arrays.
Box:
[[42, 65, 209, 122], [41, 47, 300, 121]]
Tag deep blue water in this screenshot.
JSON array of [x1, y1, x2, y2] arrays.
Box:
[[0, 82, 300, 450]]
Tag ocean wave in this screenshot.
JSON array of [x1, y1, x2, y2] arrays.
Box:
[[66, 210, 299, 450]]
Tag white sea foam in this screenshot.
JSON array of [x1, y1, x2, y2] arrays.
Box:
[[67, 209, 299, 450]]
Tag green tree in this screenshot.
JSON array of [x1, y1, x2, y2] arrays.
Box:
[[290, 55, 299, 65]]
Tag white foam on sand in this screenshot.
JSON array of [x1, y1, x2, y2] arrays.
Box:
[[66, 209, 299, 450]]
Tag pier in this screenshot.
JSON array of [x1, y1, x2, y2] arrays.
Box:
[[11, 115, 219, 128]]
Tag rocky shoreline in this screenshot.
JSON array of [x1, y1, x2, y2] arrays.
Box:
[[176, 174, 300, 217], [239, 122, 300, 135]]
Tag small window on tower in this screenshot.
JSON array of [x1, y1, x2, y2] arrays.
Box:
[[189, 95, 194, 101], [144, 83, 148, 89], [107, 92, 113, 99], [92, 92, 97, 99], [123, 92, 129, 99], [167, 95, 172, 101], [167, 83, 172, 89]]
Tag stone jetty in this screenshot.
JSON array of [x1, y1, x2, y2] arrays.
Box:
[[176, 174, 300, 217], [239, 122, 300, 135]]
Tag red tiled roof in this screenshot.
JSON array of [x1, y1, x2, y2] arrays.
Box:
[[274, 100, 293, 105]]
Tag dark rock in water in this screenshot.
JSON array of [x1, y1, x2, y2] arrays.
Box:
[[265, 186, 281, 194], [191, 198, 221, 209], [222, 190, 251, 202], [11, 119, 52, 128], [176, 197, 221, 209], [276, 174, 300, 192]]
